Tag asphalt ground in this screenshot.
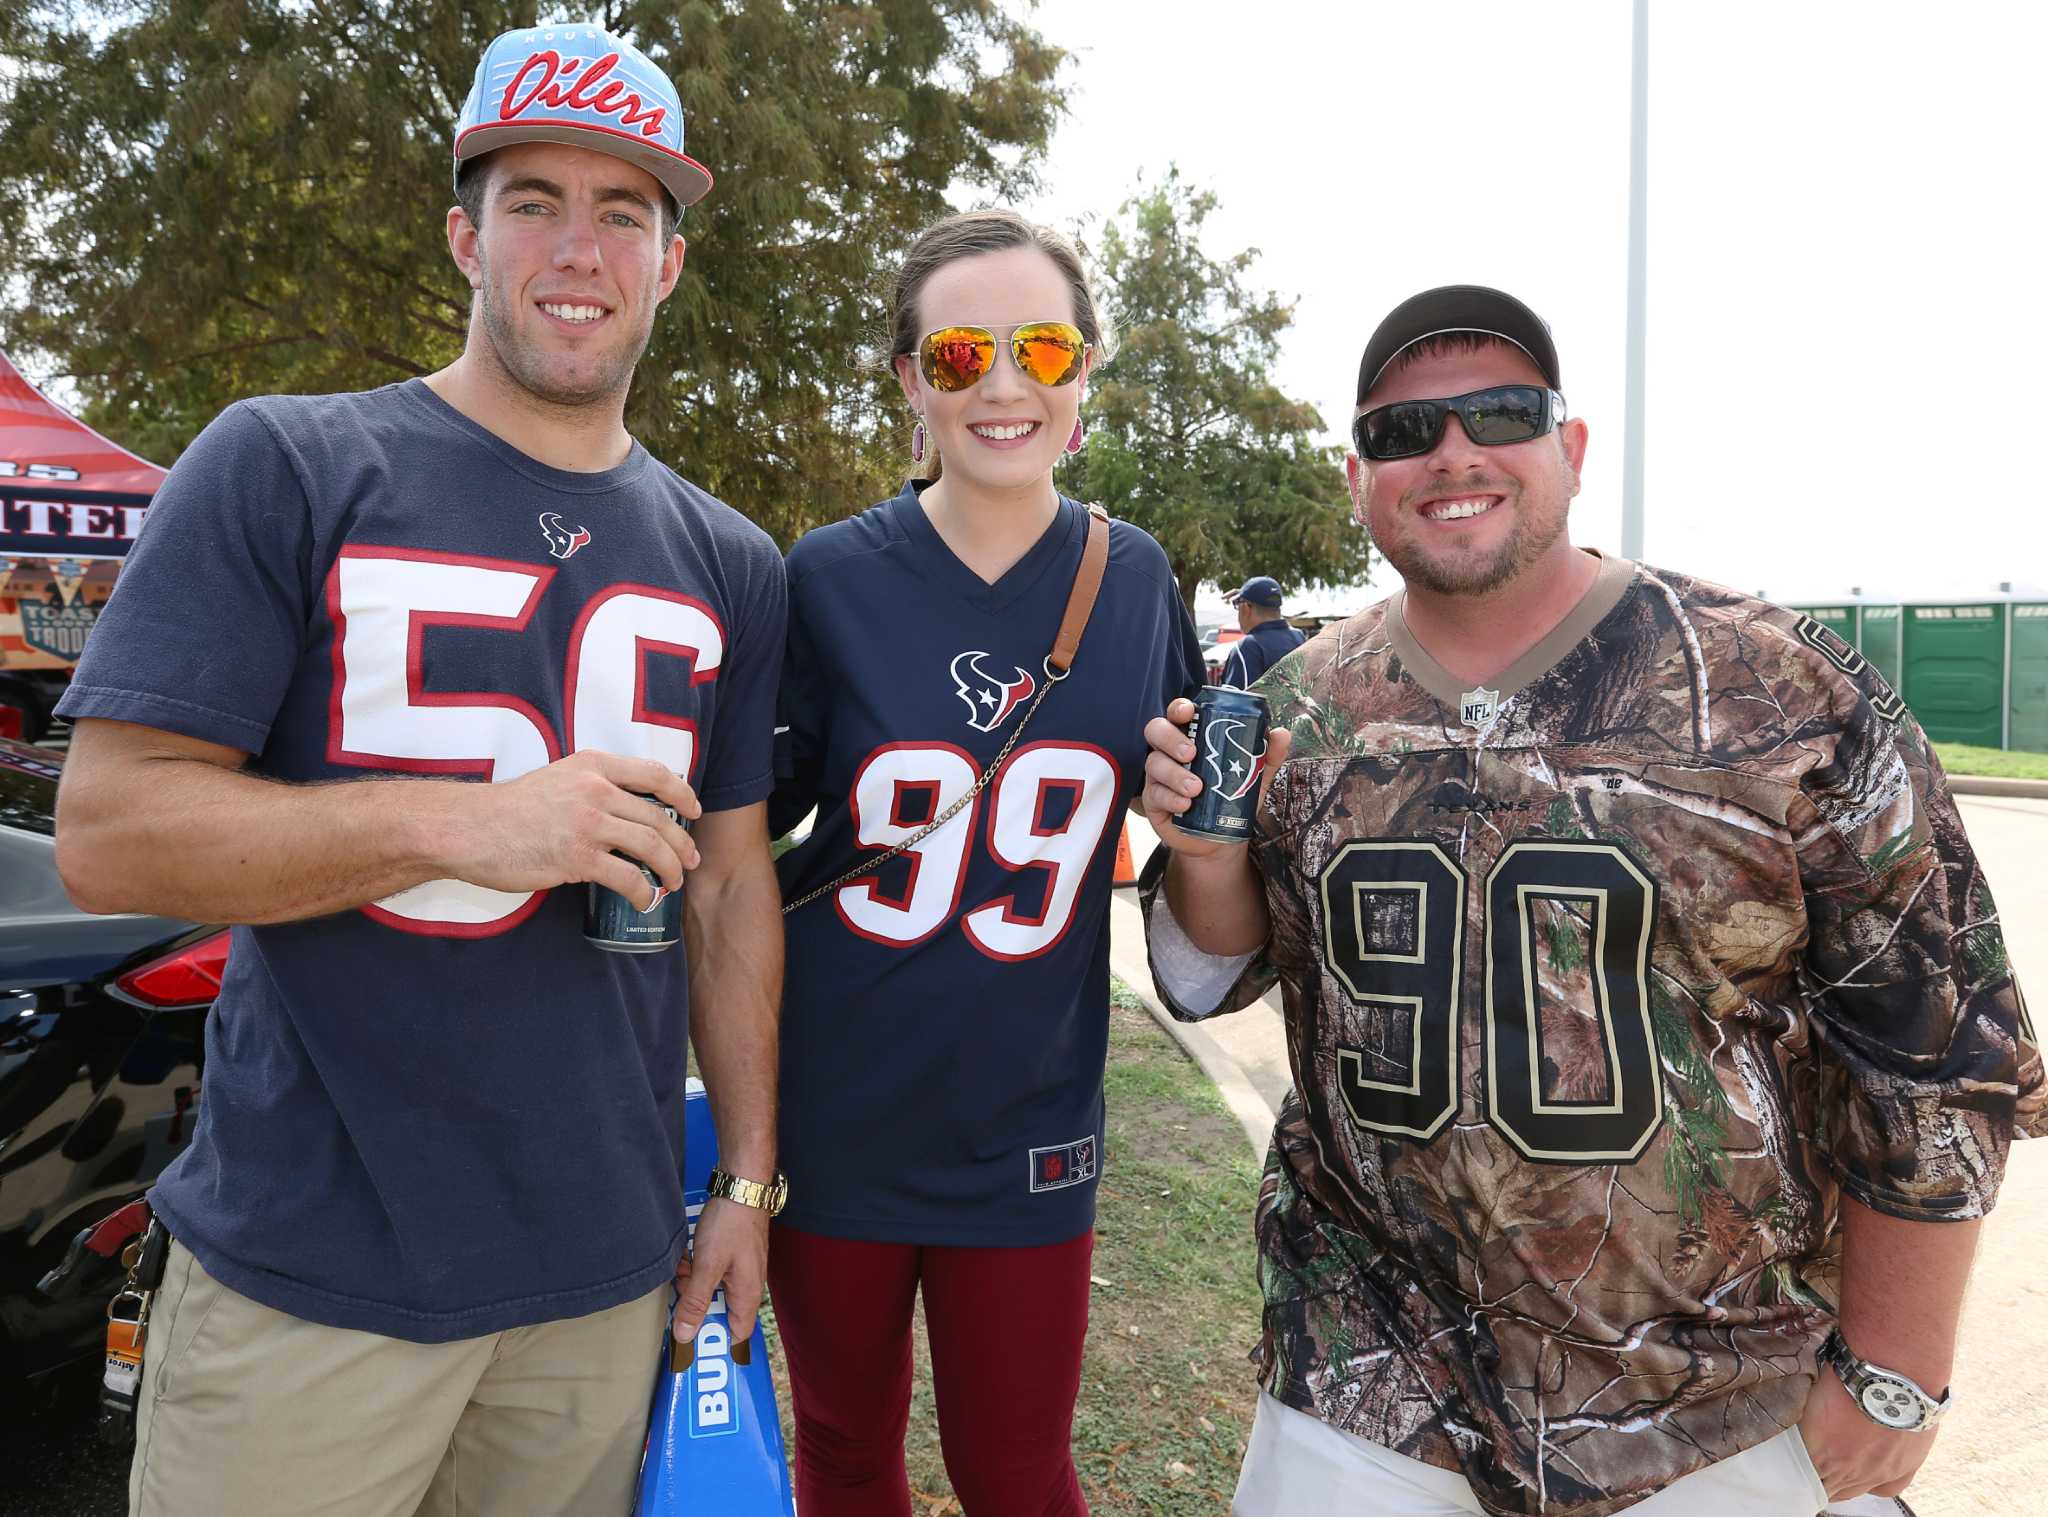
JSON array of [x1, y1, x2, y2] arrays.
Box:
[[0, 1364, 130, 1516]]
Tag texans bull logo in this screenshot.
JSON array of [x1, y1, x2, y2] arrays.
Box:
[[950, 650, 1035, 733], [1201, 715, 1265, 802], [538, 511, 592, 560]]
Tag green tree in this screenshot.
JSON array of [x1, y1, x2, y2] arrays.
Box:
[[0, 0, 1062, 546], [1058, 168, 1368, 609]]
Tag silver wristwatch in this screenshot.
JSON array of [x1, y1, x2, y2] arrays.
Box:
[[1820, 1329, 1952, 1432]]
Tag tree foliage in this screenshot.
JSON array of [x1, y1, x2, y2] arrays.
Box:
[[0, 0, 1062, 546], [1058, 169, 1368, 608]]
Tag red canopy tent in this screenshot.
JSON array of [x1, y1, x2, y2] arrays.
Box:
[[0, 347, 169, 736]]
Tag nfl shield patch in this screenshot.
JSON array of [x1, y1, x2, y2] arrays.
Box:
[[1458, 686, 1500, 727]]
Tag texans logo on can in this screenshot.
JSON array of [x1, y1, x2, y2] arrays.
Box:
[[1174, 686, 1271, 843], [1200, 715, 1264, 802]]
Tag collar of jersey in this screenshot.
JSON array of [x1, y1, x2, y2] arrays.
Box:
[[890, 479, 1085, 614], [1386, 552, 1637, 716], [400, 379, 653, 495]]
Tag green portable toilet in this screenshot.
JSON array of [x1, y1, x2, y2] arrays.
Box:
[[1902, 603, 2006, 747], [1858, 605, 1903, 691], [2011, 605, 2048, 753]]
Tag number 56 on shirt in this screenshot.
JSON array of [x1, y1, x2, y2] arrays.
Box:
[[327, 547, 726, 936]]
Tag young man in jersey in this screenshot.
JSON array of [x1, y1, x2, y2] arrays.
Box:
[[1218, 575, 1307, 688], [1135, 285, 2041, 1515], [53, 26, 786, 1516]]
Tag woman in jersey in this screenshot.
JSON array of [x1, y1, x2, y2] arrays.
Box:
[[766, 209, 1204, 1515]]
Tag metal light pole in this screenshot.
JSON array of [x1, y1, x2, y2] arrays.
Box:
[[1621, 0, 1649, 561]]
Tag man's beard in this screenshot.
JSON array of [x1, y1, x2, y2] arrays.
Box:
[[476, 251, 650, 408], [1376, 482, 1568, 598]]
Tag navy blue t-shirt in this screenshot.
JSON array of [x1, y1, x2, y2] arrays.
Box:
[[1218, 618, 1306, 688], [56, 380, 785, 1341], [772, 485, 1203, 1245]]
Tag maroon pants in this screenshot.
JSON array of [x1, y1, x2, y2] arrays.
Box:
[[766, 1223, 1094, 1517]]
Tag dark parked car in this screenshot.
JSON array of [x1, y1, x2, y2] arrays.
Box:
[[0, 737, 217, 1386]]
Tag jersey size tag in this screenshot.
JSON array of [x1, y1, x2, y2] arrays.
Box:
[[1028, 1137, 1098, 1193]]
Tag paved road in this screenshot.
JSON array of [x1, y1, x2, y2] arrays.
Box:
[[0, 1367, 129, 1516], [1955, 795, 2048, 995]]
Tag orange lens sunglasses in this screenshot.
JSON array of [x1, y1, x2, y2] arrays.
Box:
[[918, 321, 1087, 392]]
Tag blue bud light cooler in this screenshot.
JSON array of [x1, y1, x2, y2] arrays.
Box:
[[635, 1078, 796, 1516]]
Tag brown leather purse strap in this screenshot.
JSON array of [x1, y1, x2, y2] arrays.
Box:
[[782, 503, 1112, 916], [1050, 504, 1110, 675]]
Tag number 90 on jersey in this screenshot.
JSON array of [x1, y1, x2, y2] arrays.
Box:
[[1318, 838, 1663, 1166]]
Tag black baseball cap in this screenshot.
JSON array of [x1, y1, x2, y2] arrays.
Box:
[[1225, 575, 1284, 608], [1355, 285, 1561, 404]]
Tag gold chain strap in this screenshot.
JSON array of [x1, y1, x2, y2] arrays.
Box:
[[780, 657, 1067, 916]]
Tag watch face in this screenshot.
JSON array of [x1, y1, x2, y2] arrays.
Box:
[[1859, 1378, 1925, 1430]]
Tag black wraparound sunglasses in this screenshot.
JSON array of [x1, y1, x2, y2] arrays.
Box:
[[1353, 385, 1567, 461]]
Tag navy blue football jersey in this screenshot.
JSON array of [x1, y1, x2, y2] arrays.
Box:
[[773, 484, 1204, 1245], [56, 381, 785, 1340]]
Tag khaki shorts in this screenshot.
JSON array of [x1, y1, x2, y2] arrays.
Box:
[[1233, 1390, 1912, 1517], [129, 1240, 670, 1517]]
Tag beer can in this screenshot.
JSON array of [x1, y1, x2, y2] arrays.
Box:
[[585, 797, 684, 953], [1173, 686, 1271, 844]]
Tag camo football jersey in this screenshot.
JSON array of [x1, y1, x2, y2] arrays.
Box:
[[1146, 554, 2042, 1516]]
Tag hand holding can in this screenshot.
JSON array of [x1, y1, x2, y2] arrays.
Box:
[[586, 794, 688, 953], [1171, 686, 1272, 843]]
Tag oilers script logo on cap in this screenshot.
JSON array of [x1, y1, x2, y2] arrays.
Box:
[[454, 26, 713, 209]]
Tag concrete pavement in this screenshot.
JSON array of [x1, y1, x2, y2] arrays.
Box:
[[1106, 797, 2048, 1517]]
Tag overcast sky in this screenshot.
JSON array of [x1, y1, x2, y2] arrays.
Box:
[[1013, 0, 2047, 606]]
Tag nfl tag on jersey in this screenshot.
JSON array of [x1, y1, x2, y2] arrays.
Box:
[[1459, 686, 1500, 727], [1029, 1137, 1098, 1193]]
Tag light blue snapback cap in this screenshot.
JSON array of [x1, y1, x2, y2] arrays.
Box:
[[454, 24, 712, 210]]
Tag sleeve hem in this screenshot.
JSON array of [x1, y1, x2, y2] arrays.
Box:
[[1828, 1161, 1991, 1223], [698, 771, 773, 813], [54, 684, 270, 754]]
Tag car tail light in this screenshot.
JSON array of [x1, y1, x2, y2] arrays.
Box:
[[115, 931, 231, 1008], [0, 704, 22, 741]]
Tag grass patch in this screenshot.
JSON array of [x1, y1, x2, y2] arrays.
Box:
[[760, 978, 1266, 1514], [1934, 743, 2048, 781]]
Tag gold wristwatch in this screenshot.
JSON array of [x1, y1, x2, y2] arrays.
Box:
[[705, 1167, 789, 1216]]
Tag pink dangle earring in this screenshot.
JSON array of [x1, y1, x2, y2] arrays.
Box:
[[911, 415, 928, 465], [1065, 417, 1086, 456]]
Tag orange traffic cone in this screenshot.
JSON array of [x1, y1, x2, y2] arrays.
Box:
[[1111, 821, 1138, 887]]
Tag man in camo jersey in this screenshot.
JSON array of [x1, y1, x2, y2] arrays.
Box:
[[1135, 285, 2042, 1516]]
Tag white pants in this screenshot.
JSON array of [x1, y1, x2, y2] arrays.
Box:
[[1234, 1391, 1912, 1516]]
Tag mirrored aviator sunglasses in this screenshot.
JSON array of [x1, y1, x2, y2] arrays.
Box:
[[1353, 385, 1567, 461], [918, 321, 1087, 392]]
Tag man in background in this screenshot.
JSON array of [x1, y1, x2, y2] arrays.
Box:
[[1217, 574, 1305, 688]]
